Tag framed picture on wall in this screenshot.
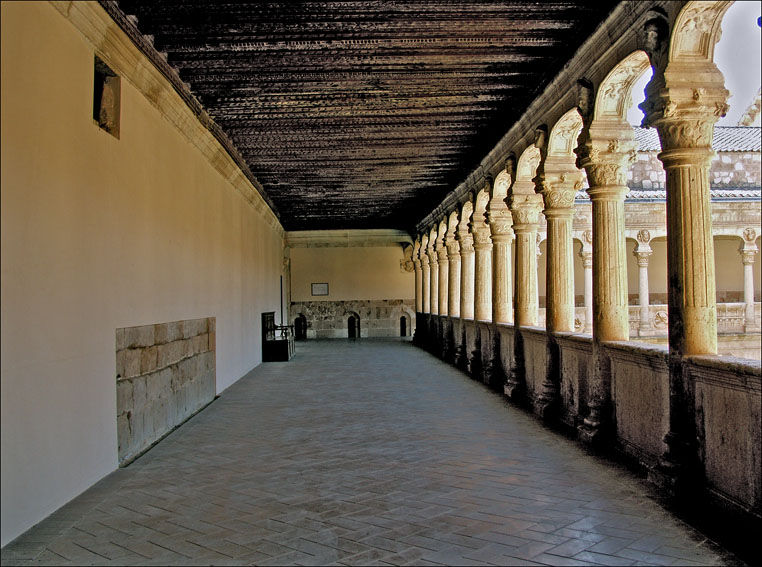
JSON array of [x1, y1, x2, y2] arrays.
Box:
[[311, 283, 329, 296]]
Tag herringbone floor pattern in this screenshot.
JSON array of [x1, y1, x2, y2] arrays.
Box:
[[1, 340, 738, 566]]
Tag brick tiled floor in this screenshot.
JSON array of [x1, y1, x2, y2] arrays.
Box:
[[1, 339, 740, 566]]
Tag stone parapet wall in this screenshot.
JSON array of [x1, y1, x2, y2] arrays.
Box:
[[290, 300, 415, 339], [416, 313, 762, 519], [116, 318, 216, 465]]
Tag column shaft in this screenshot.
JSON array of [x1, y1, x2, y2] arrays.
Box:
[[448, 249, 461, 318], [459, 233, 475, 319], [421, 257, 430, 314], [491, 236, 513, 324], [545, 211, 575, 333], [661, 150, 716, 355], [414, 260, 422, 313], [514, 229, 539, 326], [473, 234, 492, 321], [590, 188, 629, 342], [438, 250, 449, 316], [582, 251, 593, 334], [429, 250, 439, 316]]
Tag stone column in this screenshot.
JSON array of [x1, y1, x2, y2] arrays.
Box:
[[421, 253, 430, 314], [472, 224, 493, 322], [634, 230, 653, 336], [428, 241, 439, 316], [536, 166, 580, 418], [447, 239, 461, 318], [414, 257, 423, 313], [536, 233, 543, 324], [576, 128, 634, 443], [540, 176, 578, 334], [740, 229, 759, 332], [458, 228, 475, 320], [438, 243, 449, 317], [580, 231, 593, 334], [504, 193, 544, 399], [456, 225, 475, 370], [641, 42, 729, 488], [489, 213, 514, 325]]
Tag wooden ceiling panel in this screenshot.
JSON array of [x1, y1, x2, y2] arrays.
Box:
[[114, 0, 618, 231]]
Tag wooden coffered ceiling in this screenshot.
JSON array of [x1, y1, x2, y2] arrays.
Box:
[[111, 1, 618, 231]]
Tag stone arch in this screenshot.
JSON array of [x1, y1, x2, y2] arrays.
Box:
[[458, 199, 474, 233], [514, 144, 542, 194], [473, 184, 490, 229], [390, 304, 415, 337], [447, 209, 460, 242], [344, 309, 361, 339], [437, 218, 448, 248], [294, 312, 308, 340], [595, 50, 652, 124], [669, 1, 733, 64], [548, 108, 584, 158]]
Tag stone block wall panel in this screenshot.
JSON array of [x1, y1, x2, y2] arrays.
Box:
[[556, 333, 593, 428], [290, 300, 414, 339], [606, 342, 669, 467], [690, 356, 762, 517], [116, 317, 216, 466], [523, 328, 548, 403]]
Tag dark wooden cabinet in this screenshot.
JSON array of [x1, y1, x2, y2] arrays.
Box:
[[262, 312, 294, 362]]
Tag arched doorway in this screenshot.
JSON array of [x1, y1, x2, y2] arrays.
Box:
[[348, 315, 359, 339], [400, 316, 407, 337], [294, 314, 307, 340]]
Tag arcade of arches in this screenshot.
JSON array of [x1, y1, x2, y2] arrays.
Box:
[[1, 0, 760, 555]]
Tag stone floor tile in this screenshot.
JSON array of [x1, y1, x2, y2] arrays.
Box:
[[0, 341, 740, 566]]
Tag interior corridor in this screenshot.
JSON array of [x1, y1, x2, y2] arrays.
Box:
[[1, 340, 737, 566]]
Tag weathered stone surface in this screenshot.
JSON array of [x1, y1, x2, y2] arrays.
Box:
[[290, 299, 415, 339], [115, 317, 216, 465]]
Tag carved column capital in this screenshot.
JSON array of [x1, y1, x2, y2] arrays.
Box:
[[580, 250, 593, 269], [456, 229, 474, 253], [472, 226, 493, 250], [509, 193, 544, 231], [740, 248, 758, 266], [446, 240, 461, 259], [634, 250, 653, 267], [487, 208, 514, 243], [413, 258, 421, 270]]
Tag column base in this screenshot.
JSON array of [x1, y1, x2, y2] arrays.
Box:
[[648, 433, 702, 499], [577, 412, 610, 449], [504, 367, 524, 401], [535, 393, 557, 422], [469, 349, 482, 380]]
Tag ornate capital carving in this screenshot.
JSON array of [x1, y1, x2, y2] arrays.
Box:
[[634, 250, 652, 267], [542, 187, 577, 211], [509, 193, 544, 228], [446, 240, 461, 257], [456, 230, 474, 253], [740, 250, 757, 266], [473, 227, 492, 247], [580, 250, 593, 268]]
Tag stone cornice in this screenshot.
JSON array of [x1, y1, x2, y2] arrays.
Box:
[[285, 229, 413, 248], [51, 1, 284, 236], [416, 1, 677, 235]]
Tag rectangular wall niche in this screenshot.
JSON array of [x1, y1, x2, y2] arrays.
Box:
[[116, 317, 216, 466]]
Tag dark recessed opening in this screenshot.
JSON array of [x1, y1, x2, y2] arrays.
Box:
[[93, 55, 120, 138]]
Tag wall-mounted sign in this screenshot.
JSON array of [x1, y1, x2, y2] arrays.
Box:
[[311, 283, 329, 296]]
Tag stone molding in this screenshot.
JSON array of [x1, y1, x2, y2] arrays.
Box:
[[286, 229, 413, 248], [53, 1, 284, 236]]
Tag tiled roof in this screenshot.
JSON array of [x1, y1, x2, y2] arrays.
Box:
[[634, 126, 761, 152]]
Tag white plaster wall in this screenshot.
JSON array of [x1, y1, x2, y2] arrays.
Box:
[[1, 2, 283, 546], [291, 246, 414, 302]]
